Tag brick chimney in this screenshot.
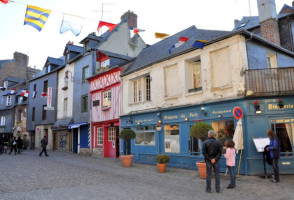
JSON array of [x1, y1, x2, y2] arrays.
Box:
[[257, 0, 280, 45], [121, 10, 137, 28]]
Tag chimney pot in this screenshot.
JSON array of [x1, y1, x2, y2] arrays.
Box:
[[121, 10, 137, 28]]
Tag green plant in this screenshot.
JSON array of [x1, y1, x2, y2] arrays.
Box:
[[156, 154, 170, 164], [190, 122, 213, 141], [120, 129, 136, 155]]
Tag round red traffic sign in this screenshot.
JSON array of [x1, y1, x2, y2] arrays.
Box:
[[233, 107, 243, 120]]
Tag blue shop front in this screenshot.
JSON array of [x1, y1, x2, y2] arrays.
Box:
[[121, 97, 294, 175]]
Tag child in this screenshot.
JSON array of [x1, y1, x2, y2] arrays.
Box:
[[224, 139, 236, 189]]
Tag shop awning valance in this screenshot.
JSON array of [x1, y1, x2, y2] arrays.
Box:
[[52, 118, 73, 130], [68, 122, 87, 129]]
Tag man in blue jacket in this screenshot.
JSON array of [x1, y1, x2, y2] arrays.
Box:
[[266, 129, 280, 183]]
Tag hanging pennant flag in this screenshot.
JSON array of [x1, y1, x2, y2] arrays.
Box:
[[169, 37, 189, 54], [155, 32, 170, 39], [21, 90, 29, 97], [192, 40, 208, 49], [97, 21, 117, 32], [41, 92, 47, 97], [130, 27, 145, 34], [60, 14, 84, 36], [0, 0, 9, 4], [6, 89, 15, 95], [24, 5, 51, 32]]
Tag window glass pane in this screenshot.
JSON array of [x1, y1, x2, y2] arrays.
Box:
[[97, 128, 103, 145], [103, 91, 111, 107], [192, 62, 202, 89], [189, 126, 201, 155], [133, 80, 137, 103], [146, 76, 151, 101], [212, 120, 235, 147], [144, 132, 155, 145], [138, 79, 142, 102], [271, 121, 293, 156], [164, 125, 180, 153], [108, 127, 116, 142], [135, 132, 144, 144]]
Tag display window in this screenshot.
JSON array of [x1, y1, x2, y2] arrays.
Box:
[[135, 126, 155, 145], [212, 120, 235, 147], [164, 125, 180, 153]]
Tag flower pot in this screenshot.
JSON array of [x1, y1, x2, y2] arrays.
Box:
[[278, 104, 284, 109], [157, 163, 167, 173], [156, 126, 162, 131], [196, 161, 207, 179], [121, 155, 134, 167]]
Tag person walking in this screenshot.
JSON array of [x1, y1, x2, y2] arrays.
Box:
[[16, 136, 23, 154], [266, 129, 280, 183], [202, 130, 223, 193], [9, 137, 17, 155], [0, 135, 3, 154], [39, 136, 49, 157], [3, 136, 8, 154], [224, 139, 236, 189]]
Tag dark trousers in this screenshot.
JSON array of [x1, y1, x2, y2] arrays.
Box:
[[206, 161, 220, 190], [227, 166, 236, 186], [39, 147, 48, 156], [9, 146, 17, 155], [272, 158, 279, 181]]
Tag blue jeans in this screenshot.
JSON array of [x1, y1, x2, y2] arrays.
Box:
[[227, 166, 236, 186], [206, 161, 220, 190]]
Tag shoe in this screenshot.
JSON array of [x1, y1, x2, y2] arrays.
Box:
[[216, 189, 221, 193], [206, 189, 211, 193], [227, 185, 235, 189], [45, 155, 49, 157], [271, 179, 279, 183]]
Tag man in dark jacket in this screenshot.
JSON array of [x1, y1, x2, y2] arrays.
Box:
[[202, 130, 223, 193], [9, 137, 17, 155], [16, 136, 23, 154], [39, 136, 49, 157]]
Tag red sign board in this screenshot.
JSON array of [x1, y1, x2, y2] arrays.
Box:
[[47, 87, 52, 107], [233, 107, 243, 120]]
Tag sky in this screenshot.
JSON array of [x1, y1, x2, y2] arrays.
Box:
[[0, 0, 293, 69]]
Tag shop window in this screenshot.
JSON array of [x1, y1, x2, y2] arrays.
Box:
[[0, 116, 5, 126], [189, 126, 201, 156], [6, 96, 11, 106], [82, 66, 89, 83], [187, 61, 202, 93], [59, 134, 67, 148], [103, 90, 111, 108], [97, 127, 103, 145], [212, 120, 235, 147], [135, 126, 155, 145], [131, 75, 151, 104], [267, 52, 277, 68], [81, 95, 88, 113], [164, 125, 180, 153], [271, 119, 294, 156], [108, 127, 116, 142]]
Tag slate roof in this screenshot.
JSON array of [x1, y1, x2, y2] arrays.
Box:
[[278, 4, 294, 14], [99, 49, 133, 61], [3, 76, 25, 84], [47, 57, 64, 66], [64, 44, 83, 54], [122, 26, 230, 76], [80, 33, 103, 44], [232, 13, 291, 31]]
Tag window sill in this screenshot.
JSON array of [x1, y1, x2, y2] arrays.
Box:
[[129, 100, 151, 106], [185, 90, 203, 97], [164, 96, 179, 100], [102, 107, 111, 111]]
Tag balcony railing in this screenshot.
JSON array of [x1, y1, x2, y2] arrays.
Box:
[[245, 67, 294, 97]]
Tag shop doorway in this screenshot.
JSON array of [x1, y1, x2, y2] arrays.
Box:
[[115, 126, 120, 158], [73, 129, 78, 153], [105, 127, 116, 158]]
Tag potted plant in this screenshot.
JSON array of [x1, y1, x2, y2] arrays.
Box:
[[190, 122, 213, 179], [156, 123, 162, 131], [120, 129, 136, 167], [156, 154, 170, 173], [278, 99, 284, 109], [254, 100, 260, 111]]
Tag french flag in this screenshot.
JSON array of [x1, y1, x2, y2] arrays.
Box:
[[169, 37, 189, 54], [7, 89, 15, 95], [130, 27, 145, 34], [21, 90, 29, 97]]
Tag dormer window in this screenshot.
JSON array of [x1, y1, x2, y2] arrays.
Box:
[[84, 41, 89, 53], [101, 59, 110, 68]]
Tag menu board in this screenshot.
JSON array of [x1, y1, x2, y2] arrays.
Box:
[[253, 138, 270, 152]]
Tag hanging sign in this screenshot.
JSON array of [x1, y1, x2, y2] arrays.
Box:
[[233, 107, 243, 120], [47, 87, 52, 108]]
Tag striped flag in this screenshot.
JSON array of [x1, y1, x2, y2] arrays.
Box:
[[97, 21, 117, 32], [169, 37, 189, 54], [0, 0, 9, 4], [130, 27, 145, 34], [21, 90, 29, 97], [24, 5, 51, 32]]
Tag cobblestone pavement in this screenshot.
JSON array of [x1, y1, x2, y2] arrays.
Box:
[[0, 150, 293, 200]]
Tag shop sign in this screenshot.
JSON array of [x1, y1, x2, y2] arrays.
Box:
[[211, 108, 232, 116], [180, 112, 200, 120], [163, 114, 179, 120], [36, 127, 40, 132], [47, 87, 52, 107], [268, 103, 294, 111], [134, 118, 155, 123]]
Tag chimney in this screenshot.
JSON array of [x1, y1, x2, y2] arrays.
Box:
[[234, 19, 240, 27], [292, 1, 294, 7], [67, 41, 74, 45], [121, 10, 137, 28], [257, 0, 280, 45]]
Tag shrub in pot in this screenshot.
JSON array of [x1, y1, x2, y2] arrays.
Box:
[[190, 122, 213, 179], [120, 129, 136, 167], [156, 154, 170, 173]]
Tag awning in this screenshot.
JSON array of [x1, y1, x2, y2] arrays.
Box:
[[68, 122, 88, 129], [52, 118, 73, 130]]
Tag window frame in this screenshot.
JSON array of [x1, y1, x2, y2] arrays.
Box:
[[18, 110, 22, 122], [81, 95, 88, 113], [266, 51, 278, 69], [82, 66, 89, 83], [43, 80, 48, 93], [97, 127, 103, 146], [42, 105, 47, 120], [134, 126, 156, 146], [6, 95, 11, 106], [164, 124, 180, 153], [102, 90, 112, 108], [108, 127, 116, 142], [0, 116, 5, 126], [131, 74, 151, 104]]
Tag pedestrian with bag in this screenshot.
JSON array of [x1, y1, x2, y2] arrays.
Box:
[[39, 136, 49, 157], [16, 136, 23, 154], [224, 139, 236, 189], [9, 137, 17, 155], [266, 129, 280, 183], [202, 130, 223, 193]]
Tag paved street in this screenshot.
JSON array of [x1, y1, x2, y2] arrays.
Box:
[[0, 150, 293, 200]]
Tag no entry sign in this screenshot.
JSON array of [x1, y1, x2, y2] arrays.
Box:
[[233, 107, 243, 120]]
